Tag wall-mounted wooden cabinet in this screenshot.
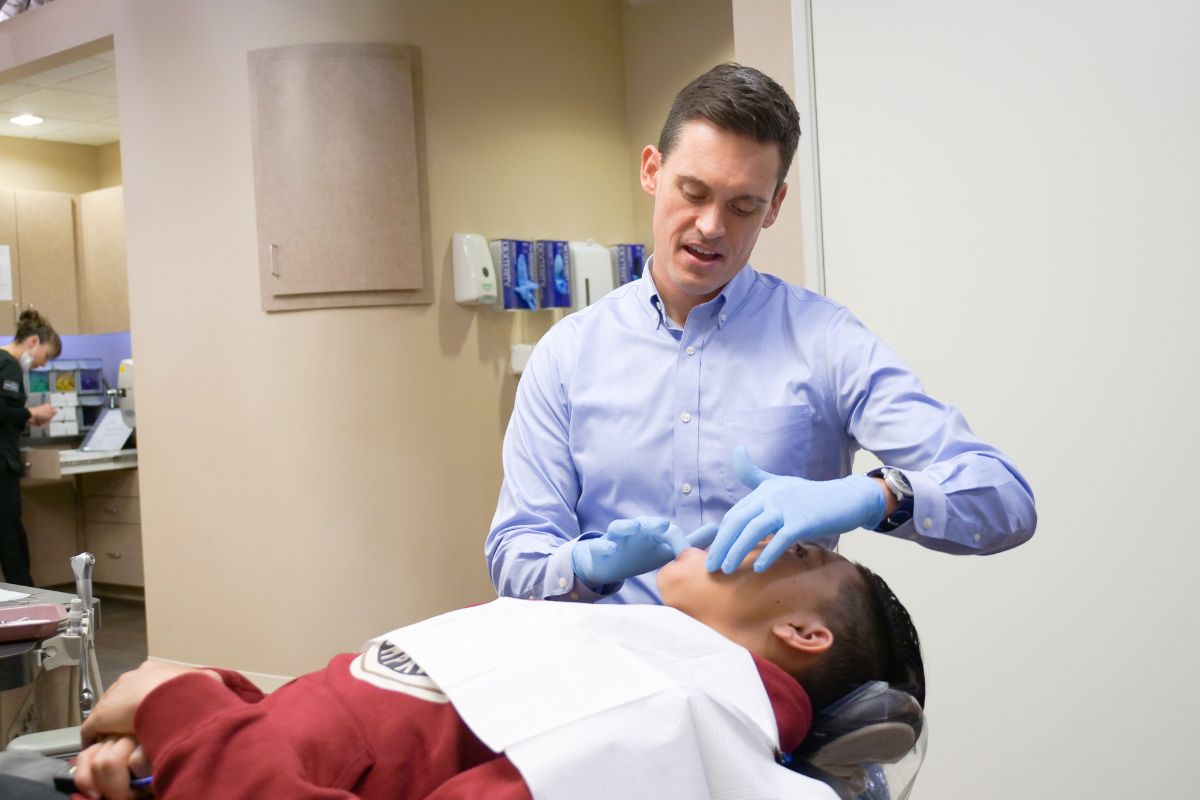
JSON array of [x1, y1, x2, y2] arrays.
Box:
[[0, 186, 128, 337], [249, 43, 430, 311], [76, 186, 129, 334], [0, 189, 81, 334]]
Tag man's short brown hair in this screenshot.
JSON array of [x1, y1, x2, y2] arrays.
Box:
[[657, 63, 802, 190]]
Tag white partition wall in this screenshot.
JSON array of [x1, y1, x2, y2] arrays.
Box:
[[802, 1, 1200, 797]]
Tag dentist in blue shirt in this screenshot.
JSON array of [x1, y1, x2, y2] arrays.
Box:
[[486, 64, 1037, 605]]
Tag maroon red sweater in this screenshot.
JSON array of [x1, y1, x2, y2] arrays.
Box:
[[95, 653, 811, 799]]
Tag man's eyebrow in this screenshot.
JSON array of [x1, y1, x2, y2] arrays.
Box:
[[676, 174, 770, 206]]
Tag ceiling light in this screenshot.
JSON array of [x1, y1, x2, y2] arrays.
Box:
[[10, 114, 43, 126]]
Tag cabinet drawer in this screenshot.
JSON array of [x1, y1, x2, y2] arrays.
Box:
[[84, 495, 140, 526], [86, 524, 143, 587], [81, 469, 139, 498]]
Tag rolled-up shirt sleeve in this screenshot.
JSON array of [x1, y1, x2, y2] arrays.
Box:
[[824, 307, 1037, 554]]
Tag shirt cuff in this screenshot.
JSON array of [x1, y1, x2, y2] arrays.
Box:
[[542, 534, 622, 602]]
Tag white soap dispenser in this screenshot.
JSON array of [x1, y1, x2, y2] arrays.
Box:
[[452, 233, 498, 305]]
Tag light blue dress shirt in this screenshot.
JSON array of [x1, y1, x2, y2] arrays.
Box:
[[486, 259, 1036, 604]]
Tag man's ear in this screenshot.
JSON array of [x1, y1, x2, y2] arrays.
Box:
[[771, 619, 833, 656], [761, 182, 788, 229], [640, 145, 661, 197]]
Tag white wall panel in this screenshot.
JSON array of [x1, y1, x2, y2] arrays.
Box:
[[806, 1, 1200, 796]]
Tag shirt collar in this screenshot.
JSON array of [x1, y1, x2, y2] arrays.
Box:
[[639, 254, 756, 330]]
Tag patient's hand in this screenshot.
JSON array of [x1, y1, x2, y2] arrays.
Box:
[[73, 735, 151, 800], [81, 660, 222, 746]]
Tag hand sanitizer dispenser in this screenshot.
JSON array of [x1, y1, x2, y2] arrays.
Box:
[[452, 233, 498, 305], [568, 240, 616, 311]]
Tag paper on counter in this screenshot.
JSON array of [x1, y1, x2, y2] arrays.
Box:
[[0, 588, 31, 602]]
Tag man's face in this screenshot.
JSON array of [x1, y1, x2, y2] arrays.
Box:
[[658, 542, 858, 636], [640, 119, 787, 312]]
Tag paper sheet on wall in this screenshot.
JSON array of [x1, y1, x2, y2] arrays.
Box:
[[80, 408, 133, 452], [0, 245, 12, 302]]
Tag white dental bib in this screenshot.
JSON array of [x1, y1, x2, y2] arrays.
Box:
[[355, 599, 836, 800]]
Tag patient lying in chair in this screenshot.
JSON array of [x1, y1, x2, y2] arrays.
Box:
[[50, 541, 923, 800]]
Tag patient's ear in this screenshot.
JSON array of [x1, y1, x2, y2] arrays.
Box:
[[771, 621, 833, 655]]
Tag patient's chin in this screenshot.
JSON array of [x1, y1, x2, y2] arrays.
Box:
[[657, 548, 705, 607]]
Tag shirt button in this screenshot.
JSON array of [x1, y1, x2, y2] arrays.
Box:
[[558, 576, 567, 588], [720, 313, 727, 322], [973, 532, 982, 543], [685, 346, 696, 355], [681, 482, 692, 494], [922, 518, 933, 530], [569, 592, 580, 601], [680, 412, 691, 423]]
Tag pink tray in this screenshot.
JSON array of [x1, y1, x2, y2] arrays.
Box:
[[0, 604, 66, 642]]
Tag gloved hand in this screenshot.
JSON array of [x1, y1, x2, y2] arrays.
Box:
[[705, 446, 887, 574], [573, 516, 719, 589]]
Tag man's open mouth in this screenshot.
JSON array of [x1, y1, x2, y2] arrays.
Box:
[[683, 244, 721, 263]]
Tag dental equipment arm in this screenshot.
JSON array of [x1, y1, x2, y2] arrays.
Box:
[[70, 552, 97, 721]]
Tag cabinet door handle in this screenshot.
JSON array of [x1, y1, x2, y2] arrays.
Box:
[[105, 507, 119, 515], [269, 243, 279, 277], [105, 551, 123, 560]]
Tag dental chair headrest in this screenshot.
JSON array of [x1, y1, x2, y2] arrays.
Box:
[[788, 681, 927, 800]]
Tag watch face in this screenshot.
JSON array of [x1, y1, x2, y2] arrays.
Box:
[[886, 469, 913, 496]]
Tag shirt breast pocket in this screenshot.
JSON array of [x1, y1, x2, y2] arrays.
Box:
[[720, 405, 826, 502]]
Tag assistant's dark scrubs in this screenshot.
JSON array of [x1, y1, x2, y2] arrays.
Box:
[[0, 350, 33, 586]]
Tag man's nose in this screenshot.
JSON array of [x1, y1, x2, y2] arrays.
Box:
[[695, 204, 725, 239]]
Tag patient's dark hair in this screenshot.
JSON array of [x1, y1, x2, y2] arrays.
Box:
[[800, 563, 926, 712], [657, 62, 801, 191]]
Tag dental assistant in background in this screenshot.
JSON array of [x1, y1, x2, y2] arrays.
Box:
[[486, 63, 1037, 604], [0, 310, 60, 587]]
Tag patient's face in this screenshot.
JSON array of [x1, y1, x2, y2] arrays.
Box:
[[658, 542, 858, 632]]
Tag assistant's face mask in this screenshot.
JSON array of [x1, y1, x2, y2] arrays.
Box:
[[19, 347, 35, 372]]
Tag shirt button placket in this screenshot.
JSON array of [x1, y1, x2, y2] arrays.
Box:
[[672, 333, 703, 531]]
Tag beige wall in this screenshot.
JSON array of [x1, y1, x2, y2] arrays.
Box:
[[100, 0, 637, 676], [0, 136, 110, 193], [622, 0, 735, 252], [96, 142, 121, 188]]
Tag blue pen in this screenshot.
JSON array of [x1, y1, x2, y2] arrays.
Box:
[[53, 768, 154, 793]]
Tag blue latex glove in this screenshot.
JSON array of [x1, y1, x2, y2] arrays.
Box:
[[553, 251, 569, 294], [514, 253, 539, 309], [573, 516, 719, 590], [705, 447, 887, 574]]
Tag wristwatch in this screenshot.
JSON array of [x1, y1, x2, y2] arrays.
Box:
[[870, 467, 915, 532]]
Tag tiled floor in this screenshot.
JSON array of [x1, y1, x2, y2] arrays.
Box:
[[94, 595, 147, 688]]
